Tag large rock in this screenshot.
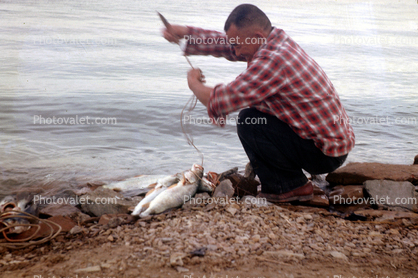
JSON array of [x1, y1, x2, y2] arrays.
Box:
[[213, 180, 235, 198], [326, 163, 418, 185], [312, 184, 326, 195], [364, 180, 418, 212], [305, 195, 329, 207], [227, 174, 259, 197], [80, 187, 137, 217], [40, 204, 81, 217]]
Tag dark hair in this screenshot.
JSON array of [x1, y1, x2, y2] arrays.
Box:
[[224, 4, 271, 32]]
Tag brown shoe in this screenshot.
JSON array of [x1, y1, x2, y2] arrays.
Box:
[[258, 181, 314, 203]]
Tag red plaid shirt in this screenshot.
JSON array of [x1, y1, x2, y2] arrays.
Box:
[[185, 26, 355, 157]]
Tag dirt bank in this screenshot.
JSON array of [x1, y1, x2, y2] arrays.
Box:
[[1, 200, 418, 278]]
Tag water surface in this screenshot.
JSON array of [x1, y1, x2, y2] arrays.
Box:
[[1, 0, 417, 197]]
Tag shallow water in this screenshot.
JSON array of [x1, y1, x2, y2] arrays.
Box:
[[1, 0, 417, 197]]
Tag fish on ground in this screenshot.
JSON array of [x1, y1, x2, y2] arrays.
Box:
[[131, 173, 182, 215], [197, 171, 219, 193], [103, 174, 169, 197], [139, 164, 204, 218]]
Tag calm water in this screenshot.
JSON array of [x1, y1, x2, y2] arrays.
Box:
[[1, 0, 417, 197]]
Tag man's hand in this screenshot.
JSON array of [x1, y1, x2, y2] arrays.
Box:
[[187, 68, 213, 107], [187, 68, 206, 92], [162, 25, 189, 44]]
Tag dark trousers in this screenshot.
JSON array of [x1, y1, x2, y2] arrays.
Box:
[[237, 108, 347, 194]]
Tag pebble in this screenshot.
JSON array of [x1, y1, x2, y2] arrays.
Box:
[[226, 206, 238, 216], [69, 226, 83, 235], [330, 251, 348, 260], [176, 266, 189, 273], [170, 253, 186, 267], [101, 263, 112, 269], [74, 265, 101, 273], [251, 234, 260, 242], [268, 233, 277, 240], [265, 250, 305, 260]]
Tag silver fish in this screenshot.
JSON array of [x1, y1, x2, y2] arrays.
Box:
[[140, 164, 204, 218], [0, 196, 16, 210], [103, 175, 169, 197], [131, 173, 181, 215], [197, 171, 219, 193]]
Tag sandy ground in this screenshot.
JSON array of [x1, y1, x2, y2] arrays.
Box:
[[1, 201, 418, 278]]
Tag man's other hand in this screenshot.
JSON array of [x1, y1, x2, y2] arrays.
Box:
[[187, 68, 212, 107], [187, 68, 205, 88], [162, 25, 189, 44]]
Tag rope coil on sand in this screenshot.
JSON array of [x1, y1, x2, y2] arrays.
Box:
[[0, 210, 62, 249]]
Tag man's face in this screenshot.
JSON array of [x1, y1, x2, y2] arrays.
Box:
[[226, 24, 264, 62]]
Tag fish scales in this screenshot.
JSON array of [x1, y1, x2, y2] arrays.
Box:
[[139, 164, 203, 217], [131, 174, 181, 215]]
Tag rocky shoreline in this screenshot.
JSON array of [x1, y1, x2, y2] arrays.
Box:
[[1, 159, 418, 277]]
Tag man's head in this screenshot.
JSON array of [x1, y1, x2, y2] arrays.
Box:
[[224, 4, 272, 62]]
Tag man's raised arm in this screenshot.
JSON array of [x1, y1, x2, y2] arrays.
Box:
[[162, 25, 245, 62]]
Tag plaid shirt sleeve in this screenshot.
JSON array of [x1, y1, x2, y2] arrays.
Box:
[[184, 26, 246, 62], [185, 27, 355, 157]]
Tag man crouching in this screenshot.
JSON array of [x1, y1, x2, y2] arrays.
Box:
[[163, 4, 355, 203]]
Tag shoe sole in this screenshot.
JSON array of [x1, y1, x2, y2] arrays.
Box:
[[265, 193, 314, 203]]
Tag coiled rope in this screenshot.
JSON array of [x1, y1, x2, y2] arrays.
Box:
[[0, 210, 62, 249]]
